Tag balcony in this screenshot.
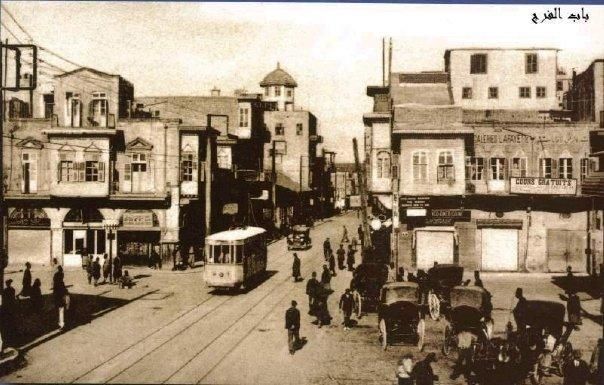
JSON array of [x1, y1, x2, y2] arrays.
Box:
[[235, 169, 265, 182]]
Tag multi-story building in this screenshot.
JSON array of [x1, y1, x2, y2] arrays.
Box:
[[331, 163, 358, 210], [568, 59, 604, 127]]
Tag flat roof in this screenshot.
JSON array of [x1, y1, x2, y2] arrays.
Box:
[[206, 226, 266, 242]]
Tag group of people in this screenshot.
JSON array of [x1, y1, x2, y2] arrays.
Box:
[[396, 353, 439, 385], [84, 254, 133, 289]]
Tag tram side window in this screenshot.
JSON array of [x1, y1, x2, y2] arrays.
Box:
[[235, 246, 243, 264]]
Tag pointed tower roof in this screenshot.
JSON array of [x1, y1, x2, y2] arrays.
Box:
[[259, 62, 298, 87]]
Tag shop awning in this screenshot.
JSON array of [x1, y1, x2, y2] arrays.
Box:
[[376, 195, 392, 210]]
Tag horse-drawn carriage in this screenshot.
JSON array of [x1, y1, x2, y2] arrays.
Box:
[[350, 263, 389, 318], [426, 264, 465, 320], [377, 282, 426, 351]]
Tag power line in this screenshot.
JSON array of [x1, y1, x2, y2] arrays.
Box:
[[0, 21, 24, 44], [0, 4, 34, 43]]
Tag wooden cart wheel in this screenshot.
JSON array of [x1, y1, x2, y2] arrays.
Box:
[[428, 292, 440, 321], [417, 319, 425, 351], [354, 292, 363, 319], [442, 324, 452, 356], [379, 318, 388, 350]]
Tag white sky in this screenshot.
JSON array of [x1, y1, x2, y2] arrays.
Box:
[[2, 2, 604, 161]]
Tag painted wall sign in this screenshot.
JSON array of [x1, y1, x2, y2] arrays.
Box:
[[122, 211, 154, 228], [510, 177, 577, 195], [222, 203, 239, 215], [400, 196, 430, 208]]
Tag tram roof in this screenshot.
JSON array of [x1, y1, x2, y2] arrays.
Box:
[[206, 226, 267, 242]]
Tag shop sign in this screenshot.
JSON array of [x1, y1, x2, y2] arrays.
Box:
[[349, 195, 361, 208], [122, 211, 154, 228], [223, 203, 239, 215], [8, 216, 50, 228], [510, 177, 577, 195], [428, 209, 471, 221], [400, 196, 430, 208]]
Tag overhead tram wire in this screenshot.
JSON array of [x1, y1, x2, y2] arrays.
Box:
[[1, 4, 34, 43]]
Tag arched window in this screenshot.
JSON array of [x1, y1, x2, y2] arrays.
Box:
[[64, 208, 104, 223], [376, 151, 391, 179]]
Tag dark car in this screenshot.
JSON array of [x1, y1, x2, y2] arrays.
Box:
[[377, 282, 425, 351], [350, 262, 389, 318], [426, 264, 464, 320], [287, 225, 312, 250]]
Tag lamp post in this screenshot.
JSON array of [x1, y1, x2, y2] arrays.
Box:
[[103, 219, 119, 283]]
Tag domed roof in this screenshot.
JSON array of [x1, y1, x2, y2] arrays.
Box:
[[260, 63, 297, 87]]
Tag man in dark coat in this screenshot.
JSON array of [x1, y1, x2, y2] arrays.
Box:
[[292, 253, 301, 282], [314, 286, 331, 328], [2, 279, 17, 345], [413, 353, 438, 385], [285, 300, 300, 355], [306, 272, 319, 315], [513, 287, 527, 333], [18, 262, 32, 298], [357, 225, 364, 245], [329, 252, 337, 277], [86, 254, 94, 285], [102, 254, 111, 284], [323, 238, 331, 261], [336, 244, 346, 270], [563, 350, 590, 385], [474, 270, 483, 288], [339, 289, 355, 329], [113, 255, 123, 283], [346, 245, 356, 271], [567, 289, 582, 327], [53, 266, 68, 329], [92, 257, 101, 286], [321, 265, 332, 291]]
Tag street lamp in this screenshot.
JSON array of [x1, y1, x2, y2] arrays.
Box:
[[103, 219, 119, 283]]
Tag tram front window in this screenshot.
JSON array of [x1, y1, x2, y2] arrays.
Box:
[[212, 245, 232, 263]]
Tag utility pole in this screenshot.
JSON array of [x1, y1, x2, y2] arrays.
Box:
[[271, 140, 277, 227], [353, 138, 372, 259], [0, 41, 5, 292]]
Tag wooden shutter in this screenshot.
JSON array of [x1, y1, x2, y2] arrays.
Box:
[[124, 163, 131, 181], [551, 159, 559, 178], [57, 162, 62, 182], [98, 162, 105, 182], [78, 162, 85, 182]]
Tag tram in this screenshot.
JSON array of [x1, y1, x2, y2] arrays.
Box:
[[203, 226, 267, 290]]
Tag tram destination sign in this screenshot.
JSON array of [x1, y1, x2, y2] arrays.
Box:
[[510, 177, 577, 195]]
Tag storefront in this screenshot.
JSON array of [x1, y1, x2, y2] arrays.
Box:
[[8, 208, 51, 266], [117, 209, 161, 266], [476, 219, 522, 271], [414, 227, 456, 269], [62, 208, 106, 267]]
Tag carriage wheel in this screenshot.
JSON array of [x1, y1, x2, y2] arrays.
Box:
[[442, 324, 452, 356], [354, 292, 363, 319], [416, 319, 425, 351], [379, 319, 388, 350], [485, 319, 494, 340], [428, 292, 440, 321]]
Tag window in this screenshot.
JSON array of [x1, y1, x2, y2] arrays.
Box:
[[559, 158, 573, 179], [462, 87, 473, 99], [437, 151, 455, 182], [21, 152, 38, 193], [85, 153, 100, 182], [89, 92, 108, 127], [296, 123, 303, 136], [525, 53, 538, 74], [274, 86, 281, 97], [275, 123, 284, 136], [286, 88, 293, 97], [58, 152, 76, 182], [181, 153, 197, 182], [131, 153, 147, 173], [376, 151, 391, 179], [239, 108, 249, 128], [519, 87, 531, 98], [539, 158, 553, 178], [488, 87, 499, 99], [490, 158, 506, 180], [556, 81, 563, 92], [69, 94, 82, 127], [264, 87, 270, 97], [510, 157, 527, 177], [470, 54, 488, 74], [217, 148, 231, 169], [580, 158, 589, 180], [536, 87, 546, 98], [412, 151, 427, 182], [465, 157, 484, 181]]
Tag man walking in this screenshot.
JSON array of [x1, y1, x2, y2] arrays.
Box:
[[92, 257, 101, 286], [341, 225, 349, 243], [323, 238, 331, 261], [113, 255, 123, 284], [328, 251, 337, 277], [86, 254, 94, 285], [292, 253, 301, 282], [53, 266, 68, 329], [321, 264, 332, 291], [306, 272, 319, 315], [357, 225, 364, 245], [2, 279, 17, 345], [339, 288, 355, 330], [102, 254, 111, 284], [18, 262, 32, 299], [346, 245, 356, 271], [336, 244, 346, 270], [513, 287, 528, 334], [413, 353, 439, 385], [285, 300, 300, 355]]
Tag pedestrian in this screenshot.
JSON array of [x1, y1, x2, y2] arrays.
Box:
[[30, 278, 43, 314], [18, 262, 32, 299], [102, 254, 111, 284], [328, 251, 336, 277], [323, 238, 331, 261], [396, 354, 414, 385], [357, 225, 363, 245], [86, 254, 94, 285], [474, 270, 483, 288], [292, 253, 301, 282], [413, 352, 438, 385], [1, 279, 17, 345], [351, 237, 358, 251], [315, 286, 331, 328], [397, 267, 405, 282], [113, 255, 122, 284], [339, 288, 355, 329], [513, 287, 528, 334], [120, 270, 133, 289], [563, 350, 590, 385], [321, 264, 332, 291], [450, 330, 476, 380], [567, 289, 582, 328], [52, 266, 68, 329], [341, 225, 349, 243], [306, 272, 319, 315], [51, 258, 60, 275], [336, 244, 346, 270], [346, 245, 356, 271], [285, 300, 300, 355], [92, 257, 101, 286]]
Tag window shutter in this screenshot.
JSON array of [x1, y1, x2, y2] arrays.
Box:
[[179, 160, 184, 182], [57, 162, 62, 182], [124, 163, 131, 181], [78, 162, 85, 182], [99, 162, 105, 182], [551, 159, 558, 178], [79, 102, 83, 127], [88, 102, 94, 125]]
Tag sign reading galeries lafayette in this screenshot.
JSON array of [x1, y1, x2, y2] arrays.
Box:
[[510, 177, 577, 195]]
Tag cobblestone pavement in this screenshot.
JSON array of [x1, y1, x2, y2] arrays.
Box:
[[1, 212, 600, 384]]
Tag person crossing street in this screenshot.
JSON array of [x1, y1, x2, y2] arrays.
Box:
[[339, 289, 355, 330], [285, 300, 301, 355]]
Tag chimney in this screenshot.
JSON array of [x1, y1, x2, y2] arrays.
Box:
[[211, 87, 221, 97]]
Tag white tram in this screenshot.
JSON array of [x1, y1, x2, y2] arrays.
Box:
[[203, 226, 267, 290]]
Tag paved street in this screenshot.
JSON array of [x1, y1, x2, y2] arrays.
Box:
[[1, 212, 601, 384]]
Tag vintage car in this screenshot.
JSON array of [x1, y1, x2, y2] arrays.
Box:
[[287, 225, 312, 250], [377, 282, 425, 351], [442, 286, 495, 357], [350, 262, 389, 318], [426, 264, 464, 320]]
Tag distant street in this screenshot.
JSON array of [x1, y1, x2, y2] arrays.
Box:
[[2, 212, 601, 384]]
